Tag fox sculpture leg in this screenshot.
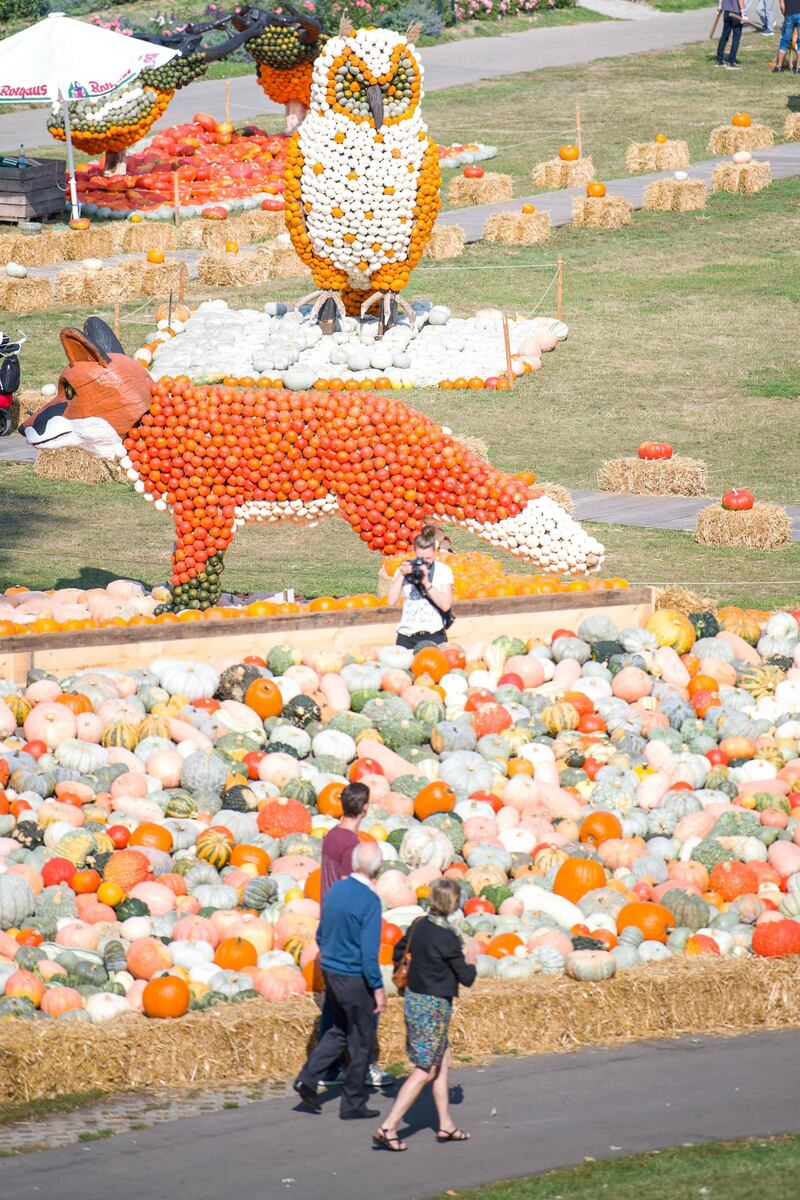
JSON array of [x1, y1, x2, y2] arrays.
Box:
[[22, 323, 604, 612]]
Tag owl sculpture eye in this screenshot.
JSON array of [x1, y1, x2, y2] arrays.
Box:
[[333, 62, 369, 117], [382, 52, 416, 118]]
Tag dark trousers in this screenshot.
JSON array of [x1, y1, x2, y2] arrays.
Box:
[[717, 12, 742, 63], [299, 972, 376, 1116], [396, 628, 447, 649]]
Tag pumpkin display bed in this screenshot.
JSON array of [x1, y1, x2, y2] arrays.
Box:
[[626, 139, 689, 173], [695, 501, 792, 550], [0, 602, 799, 1072], [532, 155, 594, 190], [598, 455, 708, 497]]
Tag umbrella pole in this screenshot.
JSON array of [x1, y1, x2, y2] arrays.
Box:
[[61, 97, 81, 221]]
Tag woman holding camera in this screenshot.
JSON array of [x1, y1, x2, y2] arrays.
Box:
[[386, 525, 454, 649]]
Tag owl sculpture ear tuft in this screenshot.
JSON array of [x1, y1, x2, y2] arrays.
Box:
[[339, 13, 355, 36], [406, 21, 423, 43]]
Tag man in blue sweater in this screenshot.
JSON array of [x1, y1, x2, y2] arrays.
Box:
[[294, 841, 386, 1120]]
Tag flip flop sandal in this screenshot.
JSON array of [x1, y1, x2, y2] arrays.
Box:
[[373, 1128, 407, 1152]]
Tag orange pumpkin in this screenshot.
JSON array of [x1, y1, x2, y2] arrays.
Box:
[[553, 856, 606, 904], [229, 844, 271, 874], [214, 936, 258, 970], [317, 781, 345, 818], [579, 811, 622, 846], [617, 901, 674, 944], [731, 112, 751, 128], [103, 848, 151, 891], [245, 678, 283, 719], [411, 646, 449, 683], [55, 692, 94, 715], [146, 248, 165, 264], [414, 781, 456, 821], [586, 182, 606, 198], [485, 932, 524, 958], [71, 868, 101, 895], [304, 867, 322, 904], [559, 144, 580, 161], [130, 822, 174, 854], [142, 975, 191, 1018]]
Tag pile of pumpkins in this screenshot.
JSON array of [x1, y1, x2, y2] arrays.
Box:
[[2, 604, 800, 1023]]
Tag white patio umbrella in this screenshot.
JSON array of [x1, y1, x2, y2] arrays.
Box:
[[0, 12, 177, 219]]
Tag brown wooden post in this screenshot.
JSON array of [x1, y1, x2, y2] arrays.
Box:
[[557, 256, 564, 321], [502, 314, 514, 389], [173, 172, 180, 226], [576, 105, 583, 158]]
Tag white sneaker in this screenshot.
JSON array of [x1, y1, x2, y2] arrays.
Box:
[[368, 1063, 393, 1088]]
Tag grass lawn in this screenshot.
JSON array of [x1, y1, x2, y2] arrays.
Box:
[[2, 42, 799, 608], [650, 0, 713, 11], [439, 1134, 800, 1200]]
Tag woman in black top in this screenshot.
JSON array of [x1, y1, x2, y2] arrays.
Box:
[[373, 878, 476, 1152]]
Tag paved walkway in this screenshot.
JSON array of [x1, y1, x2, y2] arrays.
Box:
[[438, 143, 800, 240], [0, 7, 716, 151], [0, 1031, 797, 1200], [572, 489, 800, 537]]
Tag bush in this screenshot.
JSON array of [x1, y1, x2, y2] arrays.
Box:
[[455, 0, 575, 18], [0, 0, 47, 22]]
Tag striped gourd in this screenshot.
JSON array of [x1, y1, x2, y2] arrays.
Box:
[[101, 721, 139, 750], [541, 702, 580, 735], [196, 828, 233, 870]]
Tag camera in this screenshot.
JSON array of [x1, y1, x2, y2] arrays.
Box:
[[407, 558, 427, 588]]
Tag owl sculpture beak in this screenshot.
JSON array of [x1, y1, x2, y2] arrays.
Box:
[[366, 83, 384, 130]]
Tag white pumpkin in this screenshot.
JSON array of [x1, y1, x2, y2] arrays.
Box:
[[150, 658, 219, 701], [86, 992, 131, 1022], [399, 827, 453, 873], [311, 729, 357, 764], [55, 738, 108, 774], [513, 885, 583, 929], [0, 874, 35, 930], [732, 150, 752, 165], [169, 939, 215, 970], [5, 261, 27, 278]]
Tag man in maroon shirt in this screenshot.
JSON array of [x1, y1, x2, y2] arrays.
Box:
[[321, 782, 369, 900], [319, 781, 392, 1089]]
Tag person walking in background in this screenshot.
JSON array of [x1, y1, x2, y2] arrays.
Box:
[[318, 782, 392, 1090], [373, 879, 477, 1152], [294, 842, 386, 1120], [757, 0, 776, 35], [773, 0, 800, 68], [716, 0, 746, 67]]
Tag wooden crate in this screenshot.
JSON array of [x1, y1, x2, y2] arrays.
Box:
[[0, 589, 654, 682], [0, 157, 65, 223]]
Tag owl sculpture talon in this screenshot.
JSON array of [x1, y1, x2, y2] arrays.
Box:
[[295, 289, 347, 331], [360, 291, 415, 338]]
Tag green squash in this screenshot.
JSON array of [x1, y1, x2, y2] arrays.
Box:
[[281, 694, 321, 729], [688, 610, 721, 639], [114, 897, 150, 921], [282, 777, 318, 808]]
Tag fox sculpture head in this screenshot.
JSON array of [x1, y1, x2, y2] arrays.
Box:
[[21, 319, 152, 460]]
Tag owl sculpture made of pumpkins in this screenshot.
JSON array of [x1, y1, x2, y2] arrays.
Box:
[[284, 19, 441, 330]]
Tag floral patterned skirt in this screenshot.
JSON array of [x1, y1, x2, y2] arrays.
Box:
[[404, 990, 452, 1071]]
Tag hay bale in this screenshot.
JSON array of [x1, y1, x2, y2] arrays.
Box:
[[447, 173, 513, 206], [695, 502, 792, 550], [1, 231, 54, 267], [266, 240, 311, 278], [122, 222, 178, 254], [3, 276, 53, 312], [532, 156, 594, 190], [642, 179, 706, 212], [176, 218, 208, 249], [135, 258, 188, 298], [8, 388, 42, 433], [483, 210, 551, 245], [625, 140, 690, 173], [708, 123, 773, 155], [34, 448, 128, 484], [571, 195, 632, 230], [712, 161, 772, 194], [59, 227, 119, 262], [424, 222, 465, 260], [197, 249, 272, 288], [655, 585, 715, 615], [598, 456, 708, 497], [783, 113, 800, 141], [538, 481, 574, 515], [1, 958, 799, 1104], [53, 264, 132, 307], [237, 209, 286, 242]]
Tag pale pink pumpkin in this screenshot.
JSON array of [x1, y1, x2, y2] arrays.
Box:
[[252, 966, 307, 1000], [505, 655, 545, 689], [110, 796, 164, 823], [283, 664, 320, 694], [0, 700, 16, 737], [381, 668, 412, 696], [674, 809, 717, 842], [770, 841, 800, 875], [356, 738, 423, 784], [55, 921, 101, 950], [598, 837, 647, 870], [175, 895, 201, 914], [637, 773, 671, 811], [645, 740, 674, 773], [172, 914, 219, 947], [553, 659, 581, 688], [231, 916, 273, 956], [209, 909, 243, 940], [761, 808, 789, 829], [612, 667, 652, 702], [637, 709, 670, 736], [718, 630, 761, 666], [130, 881, 176, 916], [406, 865, 441, 890], [111, 771, 148, 799], [6, 863, 44, 895], [362, 773, 391, 802], [25, 679, 62, 704], [38, 800, 84, 828], [496, 806, 520, 831], [698, 658, 737, 687], [527, 928, 573, 957], [0, 929, 21, 958], [257, 751, 302, 789], [403, 685, 442, 710], [502, 774, 538, 812], [668, 860, 709, 890], [498, 896, 525, 916], [76, 713, 105, 743], [55, 779, 94, 804], [463, 816, 499, 843], [75, 896, 116, 924], [23, 701, 77, 749], [105, 747, 143, 771], [126, 979, 147, 1011], [41, 987, 85, 1017], [319, 673, 350, 712], [652, 647, 690, 688], [273, 911, 318, 949], [375, 870, 416, 908], [282, 898, 320, 919], [381, 791, 414, 816], [127, 936, 173, 979], [167, 718, 214, 751], [269, 854, 319, 882], [38, 960, 67, 982]]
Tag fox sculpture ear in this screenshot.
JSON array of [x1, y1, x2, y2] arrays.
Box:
[[83, 316, 126, 358], [60, 327, 111, 367]]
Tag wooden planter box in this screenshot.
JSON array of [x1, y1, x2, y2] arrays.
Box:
[[0, 156, 65, 223]]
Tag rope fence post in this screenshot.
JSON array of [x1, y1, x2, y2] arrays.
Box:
[[502, 314, 514, 390], [173, 172, 180, 227], [557, 256, 564, 321], [576, 105, 583, 157]]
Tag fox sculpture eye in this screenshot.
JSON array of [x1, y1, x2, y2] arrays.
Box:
[[22, 317, 604, 611]]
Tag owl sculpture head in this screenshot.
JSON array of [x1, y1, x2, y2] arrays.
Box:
[[313, 19, 424, 130]]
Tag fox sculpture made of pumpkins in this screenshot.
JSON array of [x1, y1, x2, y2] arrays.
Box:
[[22, 319, 604, 610]]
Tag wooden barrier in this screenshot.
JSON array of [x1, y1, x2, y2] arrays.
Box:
[[0, 589, 653, 682]]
